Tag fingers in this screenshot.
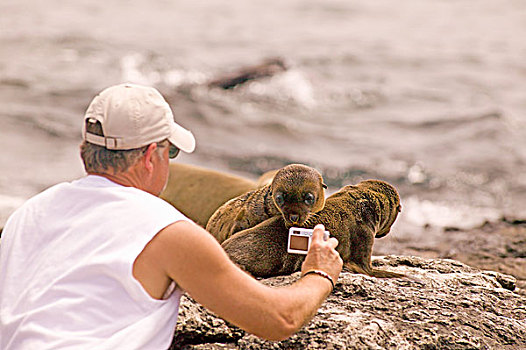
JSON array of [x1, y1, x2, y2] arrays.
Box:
[[302, 225, 343, 287], [310, 224, 325, 243], [311, 224, 338, 249], [327, 237, 339, 250]]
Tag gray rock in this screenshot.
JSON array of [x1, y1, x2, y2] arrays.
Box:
[[170, 255, 526, 350], [374, 219, 526, 296]]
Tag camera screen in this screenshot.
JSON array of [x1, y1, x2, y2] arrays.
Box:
[[289, 235, 309, 251]]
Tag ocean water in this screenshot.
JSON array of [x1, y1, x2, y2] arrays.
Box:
[[1, 0, 526, 238]]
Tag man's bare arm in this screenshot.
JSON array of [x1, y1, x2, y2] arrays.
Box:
[[134, 220, 342, 341]]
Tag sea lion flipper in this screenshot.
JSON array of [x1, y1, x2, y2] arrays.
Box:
[[230, 222, 243, 237], [235, 208, 246, 222], [344, 262, 405, 279], [369, 268, 406, 278], [229, 209, 247, 236], [343, 262, 369, 275]]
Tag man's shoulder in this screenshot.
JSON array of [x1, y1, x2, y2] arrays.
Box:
[[116, 184, 190, 223], [14, 181, 72, 210]]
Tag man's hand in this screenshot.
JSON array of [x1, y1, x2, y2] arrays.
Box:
[[301, 224, 342, 286]]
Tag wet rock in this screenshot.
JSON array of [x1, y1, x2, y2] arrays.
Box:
[[170, 255, 526, 349]]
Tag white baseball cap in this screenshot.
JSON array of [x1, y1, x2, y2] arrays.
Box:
[[82, 83, 196, 152]]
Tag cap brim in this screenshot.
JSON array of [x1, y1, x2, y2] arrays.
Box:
[[168, 124, 196, 153]]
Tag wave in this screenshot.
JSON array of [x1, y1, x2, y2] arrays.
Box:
[[387, 111, 502, 129]]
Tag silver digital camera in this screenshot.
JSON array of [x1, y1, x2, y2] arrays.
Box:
[[287, 227, 330, 255]]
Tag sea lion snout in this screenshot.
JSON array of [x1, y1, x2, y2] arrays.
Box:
[[289, 214, 299, 223], [277, 200, 313, 226]]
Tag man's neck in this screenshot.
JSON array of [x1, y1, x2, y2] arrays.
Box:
[[87, 170, 147, 193]]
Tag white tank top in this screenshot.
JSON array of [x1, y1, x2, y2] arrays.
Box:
[[0, 175, 189, 349]]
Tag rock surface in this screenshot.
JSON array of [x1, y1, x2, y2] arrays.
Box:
[[170, 255, 526, 349], [374, 219, 526, 296]]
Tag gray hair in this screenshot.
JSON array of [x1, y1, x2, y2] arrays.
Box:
[[80, 120, 168, 174]]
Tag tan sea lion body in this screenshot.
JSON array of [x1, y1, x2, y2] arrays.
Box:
[[206, 164, 326, 243], [160, 163, 258, 227], [221, 180, 403, 278], [255, 169, 278, 187]]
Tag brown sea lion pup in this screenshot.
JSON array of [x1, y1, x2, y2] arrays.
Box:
[[160, 163, 258, 227], [221, 179, 404, 278], [206, 164, 327, 243]]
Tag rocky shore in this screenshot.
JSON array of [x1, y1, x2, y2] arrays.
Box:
[[1, 202, 524, 349], [374, 218, 526, 296], [171, 220, 526, 349]]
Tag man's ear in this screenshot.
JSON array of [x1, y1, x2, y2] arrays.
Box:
[[143, 143, 158, 172]]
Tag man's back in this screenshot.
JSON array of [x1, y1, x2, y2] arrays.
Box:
[[0, 175, 188, 350]]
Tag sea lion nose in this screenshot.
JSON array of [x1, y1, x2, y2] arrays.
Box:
[[289, 214, 299, 223]]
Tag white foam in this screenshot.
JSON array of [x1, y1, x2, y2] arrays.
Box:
[[402, 196, 501, 229], [267, 70, 317, 108], [163, 69, 208, 87], [120, 53, 162, 86]]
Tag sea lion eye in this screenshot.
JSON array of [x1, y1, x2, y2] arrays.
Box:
[[275, 193, 285, 206], [304, 193, 315, 206]]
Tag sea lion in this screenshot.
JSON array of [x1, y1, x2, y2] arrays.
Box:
[[206, 164, 327, 243], [160, 163, 258, 227], [256, 169, 279, 187], [221, 179, 404, 278]]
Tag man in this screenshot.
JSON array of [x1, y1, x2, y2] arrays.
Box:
[[0, 83, 342, 349]]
